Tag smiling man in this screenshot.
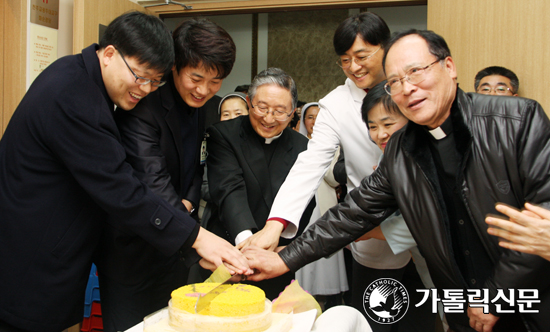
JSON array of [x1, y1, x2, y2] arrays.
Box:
[[95, 18, 238, 332], [0, 12, 250, 332], [237, 12, 430, 331], [205, 68, 314, 299], [244, 29, 550, 332]]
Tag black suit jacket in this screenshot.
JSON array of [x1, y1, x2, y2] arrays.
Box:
[[96, 74, 210, 284], [0, 45, 199, 332], [206, 116, 313, 245], [206, 116, 313, 299]]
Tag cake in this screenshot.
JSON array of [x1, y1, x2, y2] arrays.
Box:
[[141, 282, 273, 332], [171, 283, 266, 317]]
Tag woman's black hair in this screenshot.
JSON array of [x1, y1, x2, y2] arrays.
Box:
[[361, 80, 402, 124]]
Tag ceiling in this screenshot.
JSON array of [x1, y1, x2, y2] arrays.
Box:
[[135, 0, 426, 17]]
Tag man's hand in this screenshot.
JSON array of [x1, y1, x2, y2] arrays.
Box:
[[193, 227, 253, 275], [199, 259, 246, 277], [354, 226, 386, 242], [236, 220, 284, 251], [241, 245, 289, 281], [467, 307, 499, 332], [486, 203, 550, 261], [182, 199, 193, 213]]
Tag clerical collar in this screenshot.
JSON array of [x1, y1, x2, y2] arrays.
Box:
[[264, 131, 283, 144], [428, 114, 453, 140], [429, 127, 446, 140]]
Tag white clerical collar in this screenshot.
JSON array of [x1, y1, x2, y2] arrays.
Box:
[[429, 127, 447, 140], [264, 131, 283, 144]]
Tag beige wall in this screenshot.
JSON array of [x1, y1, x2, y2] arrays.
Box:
[[2, 0, 27, 136], [428, 0, 550, 113], [73, 0, 147, 54]]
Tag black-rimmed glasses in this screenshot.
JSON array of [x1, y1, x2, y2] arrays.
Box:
[[117, 49, 166, 87]]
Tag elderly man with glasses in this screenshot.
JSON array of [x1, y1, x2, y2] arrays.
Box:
[[244, 29, 550, 332], [205, 67, 315, 300], [237, 12, 435, 332]]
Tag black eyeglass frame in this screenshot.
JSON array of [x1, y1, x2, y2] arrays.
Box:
[[116, 48, 166, 88]]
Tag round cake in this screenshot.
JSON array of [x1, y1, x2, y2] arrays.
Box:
[[167, 283, 272, 332], [171, 283, 266, 316]]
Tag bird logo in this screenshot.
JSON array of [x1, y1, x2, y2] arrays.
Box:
[[363, 278, 409, 324]]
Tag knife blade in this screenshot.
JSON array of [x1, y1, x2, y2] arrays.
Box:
[[195, 265, 246, 314]]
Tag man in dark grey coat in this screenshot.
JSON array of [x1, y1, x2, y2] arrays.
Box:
[[244, 30, 550, 332]]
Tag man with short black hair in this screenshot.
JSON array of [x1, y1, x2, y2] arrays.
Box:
[[474, 66, 519, 96], [96, 17, 238, 332], [0, 12, 249, 332]]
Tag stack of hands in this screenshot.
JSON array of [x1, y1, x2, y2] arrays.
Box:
[[197, 201, 550, 282], [197, 220, 290, 281], [195, 202, 550, 332]]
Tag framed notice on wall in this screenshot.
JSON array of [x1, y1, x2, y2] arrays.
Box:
[[28, 0, 60, 87], [30, 0, 60, 29], [29, 24, 58, 84]]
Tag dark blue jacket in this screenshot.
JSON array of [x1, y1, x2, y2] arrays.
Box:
[[0, 45, 198, 332]]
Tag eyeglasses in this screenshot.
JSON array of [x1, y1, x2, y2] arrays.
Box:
[[384, 59, 442, 96], [336, 46, 381, 69], [117, 49, 166, 87], [252, 104, 292, 121], [477, 86, 513, 95]]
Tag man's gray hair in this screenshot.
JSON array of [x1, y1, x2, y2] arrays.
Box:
[[248, 68, 298, 110]]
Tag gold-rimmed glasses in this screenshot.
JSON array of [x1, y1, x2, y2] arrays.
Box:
[[384, 59, 442, 95]]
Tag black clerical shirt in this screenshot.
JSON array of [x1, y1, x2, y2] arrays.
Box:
[[426, 114, 493, 289]]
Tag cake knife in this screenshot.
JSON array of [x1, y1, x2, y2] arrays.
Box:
[[195, 264, 246, 313]]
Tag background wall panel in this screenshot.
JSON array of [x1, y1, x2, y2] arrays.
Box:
[[2, 0, 27, 135], [428, 0, 549, 113], [268, 9, 349, 103], [73, 0, 148, 54]]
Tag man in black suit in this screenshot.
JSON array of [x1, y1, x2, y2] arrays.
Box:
[[0, 12, 249, 332], [206, 68, 314, 299], [95, 18, 237, 332]]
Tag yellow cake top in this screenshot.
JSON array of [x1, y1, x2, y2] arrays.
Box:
[[171, 283, 265, 317]]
